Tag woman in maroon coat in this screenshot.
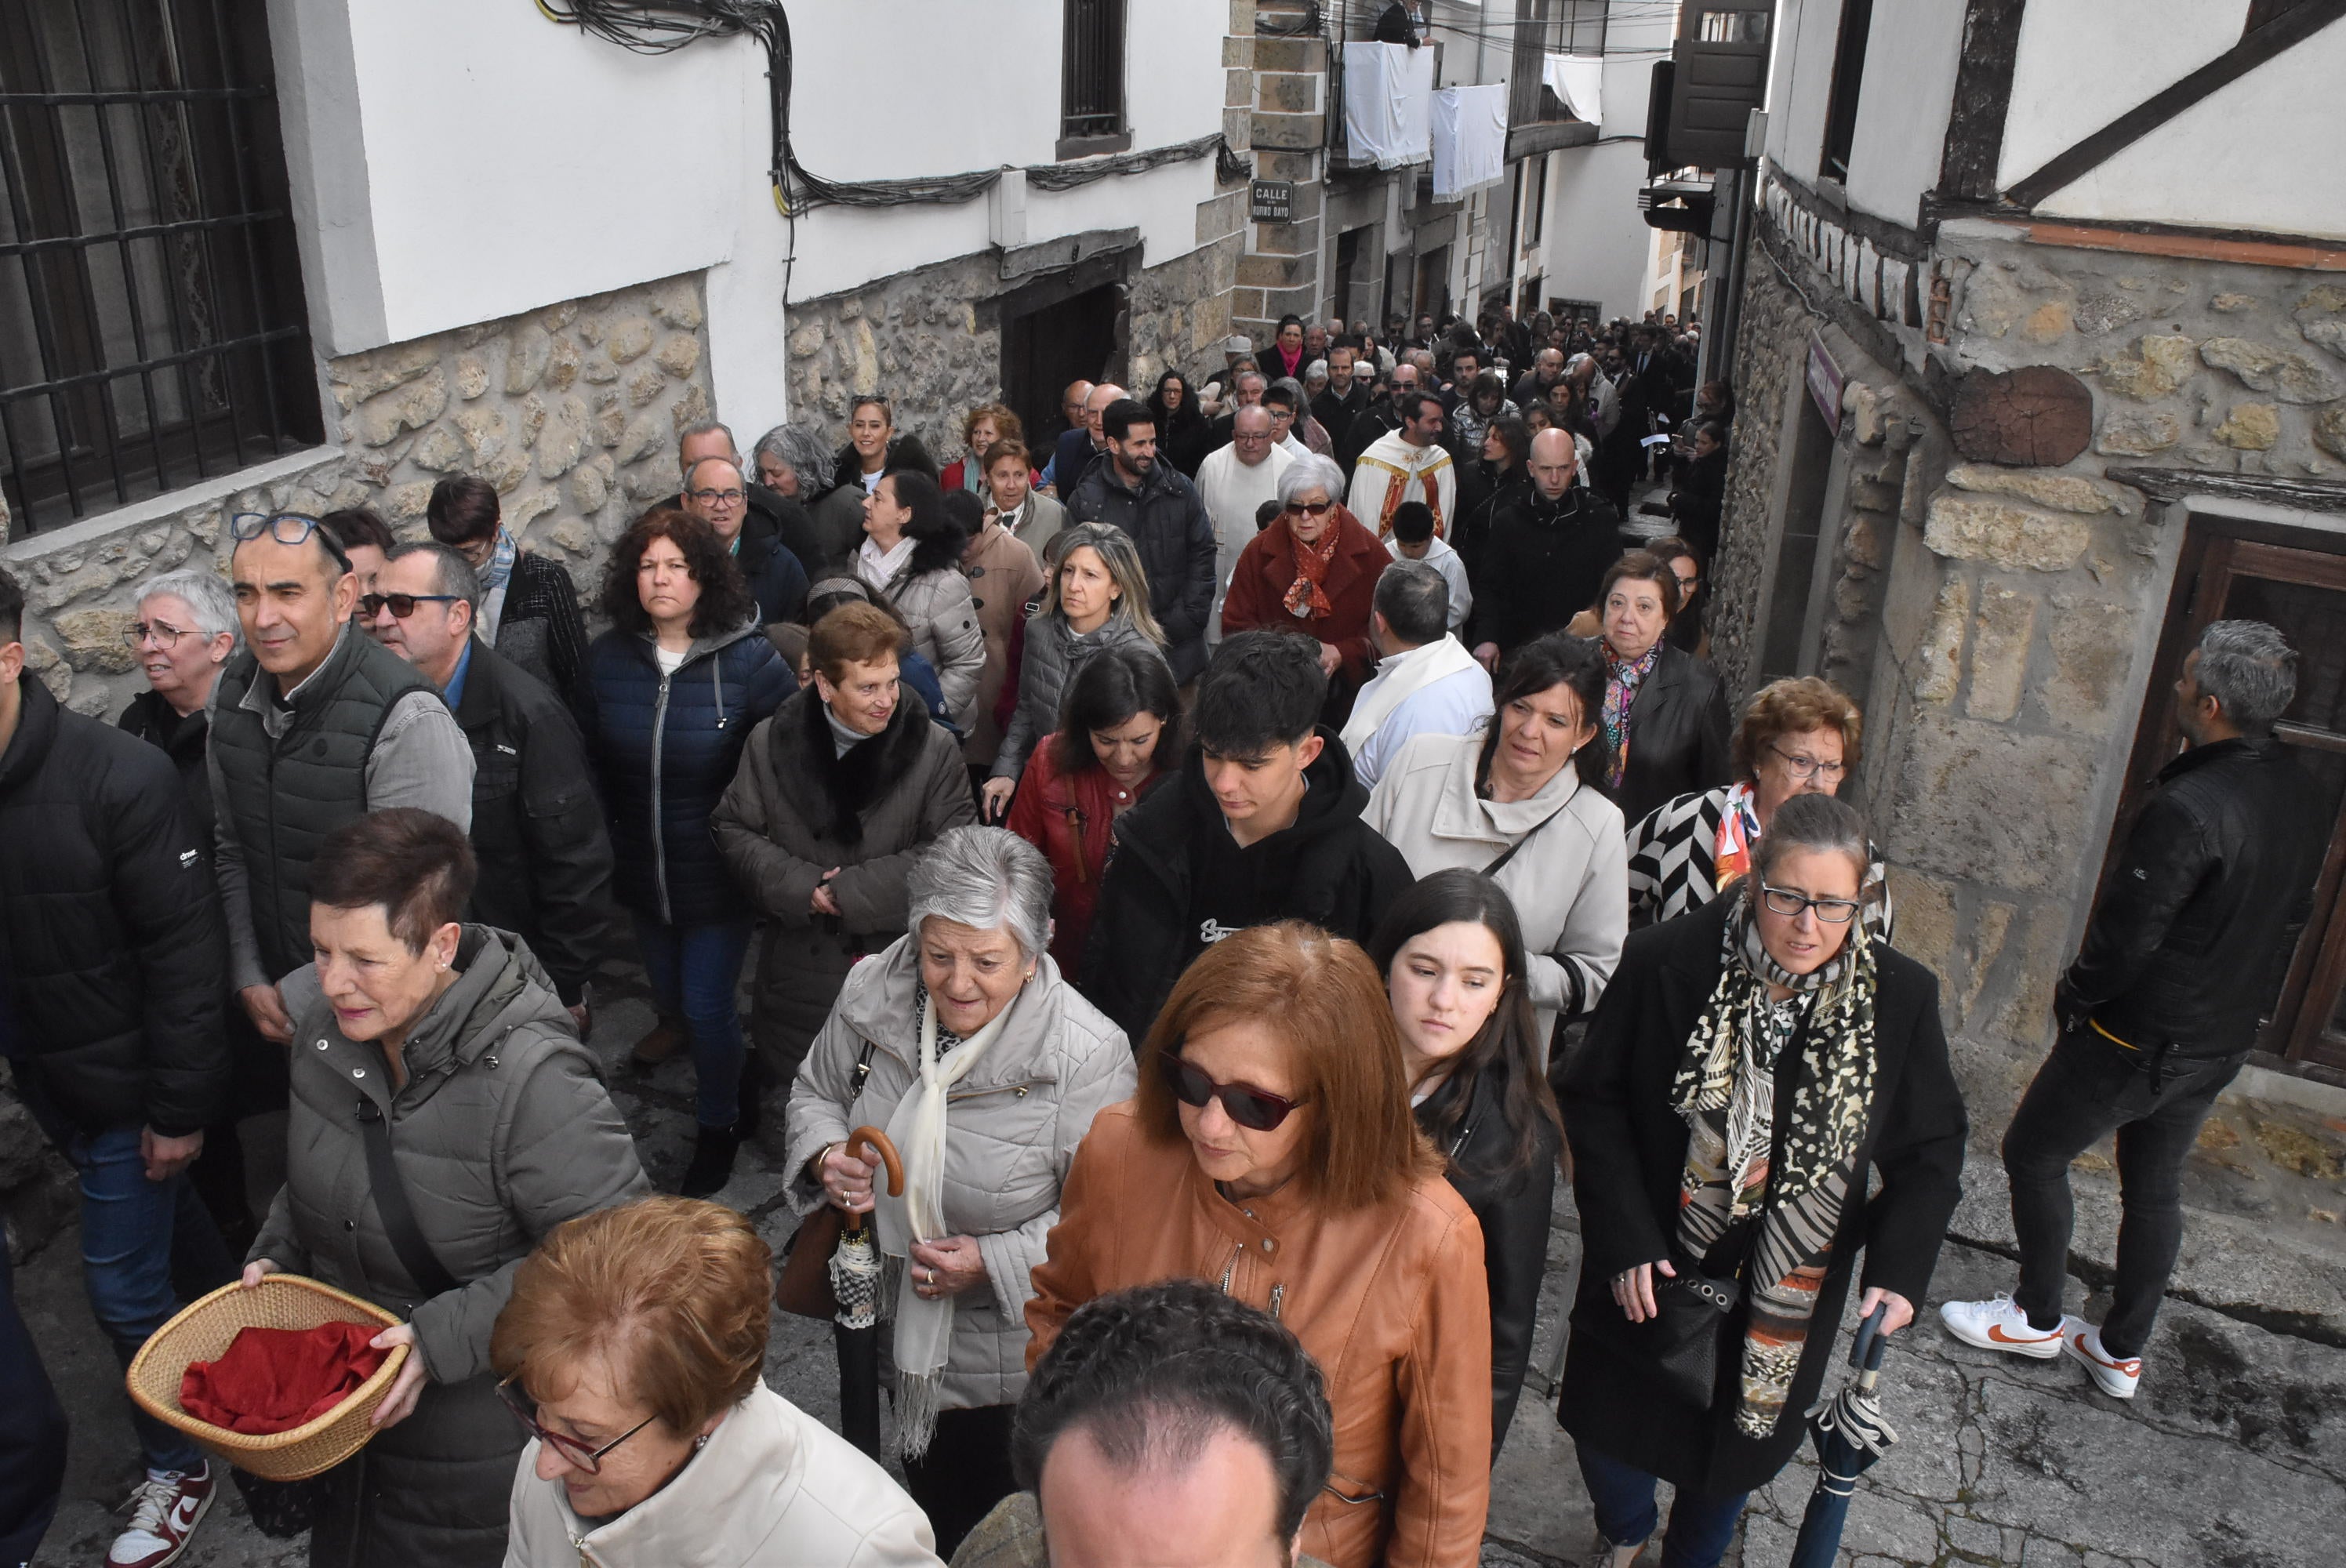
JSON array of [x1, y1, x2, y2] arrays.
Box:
[[1003, 646, 1181, 981], [1218, 452, 1390, 713]]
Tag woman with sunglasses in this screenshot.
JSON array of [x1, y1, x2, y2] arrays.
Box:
[[1027, 921, 1493, 1568], [784, 828, 1135, 1556], [1560, 793, 1965, 1568], [1216, 453, 1390, 717], [1365, 871, 1564, 1461], [238, 809, 648, 1568], [496, 1196, 941, 1566], [1625, 676, 1894, 941]]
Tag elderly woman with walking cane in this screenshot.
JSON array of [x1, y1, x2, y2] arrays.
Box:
[[783, 828, 1135, 1557]]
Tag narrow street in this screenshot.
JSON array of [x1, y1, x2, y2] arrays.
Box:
[[20, 960, 2346, 1567]]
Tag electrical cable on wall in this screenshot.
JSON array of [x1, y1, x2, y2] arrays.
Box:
[[534, 0, 1237, 216]]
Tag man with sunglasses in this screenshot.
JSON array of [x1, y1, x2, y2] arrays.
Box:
[[1080, 630, 1412, 1044], [209, 513, 473, 1049], [365, 543, 616, 1033]]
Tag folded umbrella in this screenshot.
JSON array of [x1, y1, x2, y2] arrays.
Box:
[[832, 1125, 904, 1459], [1789, 1304, 1899, 1568]]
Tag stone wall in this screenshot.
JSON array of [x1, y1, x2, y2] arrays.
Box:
[[1715, 202, 2346, 1121], [5, 271, 717, 719], [781, 234, 1245, 462]]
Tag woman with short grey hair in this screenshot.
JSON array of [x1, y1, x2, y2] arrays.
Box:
[[1222, 450, 1394, 702], [118, 567, 242, 854], [783, 826, 1137, 1555]]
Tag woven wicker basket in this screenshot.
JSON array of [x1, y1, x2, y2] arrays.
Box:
[[125, 1275, 409, 1482]]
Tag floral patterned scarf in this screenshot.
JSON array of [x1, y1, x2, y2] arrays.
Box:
[[1601, 642, 1661, 789], [1671, 887, 1879, 1437], [1281, 523, 1342, 620]]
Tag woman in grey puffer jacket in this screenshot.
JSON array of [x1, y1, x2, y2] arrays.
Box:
[[979, 521, 1170, 820], [858, 470, 986, 728], [242, 810, 647, 1568], [784, 828, 1135, 1555]]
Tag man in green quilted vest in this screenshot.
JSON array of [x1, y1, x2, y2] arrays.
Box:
[[209, 514, 474, 1048]]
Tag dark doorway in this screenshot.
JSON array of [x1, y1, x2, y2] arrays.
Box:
[[1001, 281, 1122, 455], [1756, 387, 1836, 681], [2108, 524, 2346, 1073], [1414, 245, 1451, 323], [1332, 228, 1362, 327]]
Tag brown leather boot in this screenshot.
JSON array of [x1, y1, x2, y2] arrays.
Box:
[[630, 1016, 687, 1069]]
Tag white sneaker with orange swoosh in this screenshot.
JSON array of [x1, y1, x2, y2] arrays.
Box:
[[1937, 1294, 2066, 1359], [2062, 1318, 2143, 1399]]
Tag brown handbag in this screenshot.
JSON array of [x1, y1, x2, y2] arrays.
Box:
[[775, 1041, 885, 1319]]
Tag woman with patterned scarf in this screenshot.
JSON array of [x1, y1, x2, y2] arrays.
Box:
[[1596, 550, 1731, 831], [1219, 452, 1391, 723], [1557, 793, 1966, 1568]]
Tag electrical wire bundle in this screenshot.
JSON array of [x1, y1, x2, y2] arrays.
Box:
[[534, 0, 1237, 215]]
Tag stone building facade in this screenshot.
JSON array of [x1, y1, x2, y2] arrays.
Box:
[[1713, 169, 2346, 1117], [9, 273, 715, 721]]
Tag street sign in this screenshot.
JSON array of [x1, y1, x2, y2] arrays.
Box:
[[1251, 180, 1295, 223], [1806, 332, 1844, 430]]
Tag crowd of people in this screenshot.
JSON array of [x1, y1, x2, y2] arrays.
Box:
[[0, 301, 2324, 1568]]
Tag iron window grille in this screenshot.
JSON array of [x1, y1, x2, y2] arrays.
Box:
[[1, 0, 319, 541], [1059, 0, 1129, 158]]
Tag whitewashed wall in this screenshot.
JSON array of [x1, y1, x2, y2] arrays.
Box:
[[1534, 0, 1673, 320]]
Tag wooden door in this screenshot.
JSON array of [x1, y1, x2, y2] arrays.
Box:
[[2109, 532, 2346, 1070]]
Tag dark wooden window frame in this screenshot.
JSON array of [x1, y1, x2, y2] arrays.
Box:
[[1057, 0, 1131, 160], [2101, 513, 2346, 1076]]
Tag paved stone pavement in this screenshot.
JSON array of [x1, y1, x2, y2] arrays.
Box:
[[20, 966, 2346, 1566]]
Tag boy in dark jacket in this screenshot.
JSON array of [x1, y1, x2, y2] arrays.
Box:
[[0, 567, 231, 1568], [1081, 630, 1414, 1044]]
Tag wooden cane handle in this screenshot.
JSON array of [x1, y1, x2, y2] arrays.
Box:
[[844, 1126, 906, 1198]]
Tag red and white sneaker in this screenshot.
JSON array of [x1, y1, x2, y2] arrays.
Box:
[[107, 1461, 215, 1568], [1937, 1294, 2066, 1359], [2063, 1319, 2142, 1399]]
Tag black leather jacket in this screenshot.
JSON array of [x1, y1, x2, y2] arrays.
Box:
[[2060, 735, 2326, 1058], [1417, 1059, 1560, 1458]]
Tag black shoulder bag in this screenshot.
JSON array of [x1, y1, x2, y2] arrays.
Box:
[[354, 1097, 461, 1298]]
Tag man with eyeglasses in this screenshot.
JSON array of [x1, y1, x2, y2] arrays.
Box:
[[365, 543, 616, 1033], [0, 565, 233, 1568], [1043, 382, 1128, 499], [666, 420, 829, 586], [1081, 630, 1411, 1044], [1195, 405, 1295, 645], [208, 512, 473, 1052], [681, 454, 809, 625], [423, 477, 589, 701]]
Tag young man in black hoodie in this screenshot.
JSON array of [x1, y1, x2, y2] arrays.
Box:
[[1080, 630, 1415, 1044]]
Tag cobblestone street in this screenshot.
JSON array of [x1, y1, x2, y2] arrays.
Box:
[[19, 966, 2346, 1567]]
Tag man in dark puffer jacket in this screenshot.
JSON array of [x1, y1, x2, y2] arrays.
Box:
[[0, 568, 233, 1568]]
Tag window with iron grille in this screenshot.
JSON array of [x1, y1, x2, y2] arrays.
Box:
[[1, 0, 318, 541], [1059, 0, 1129, 158]]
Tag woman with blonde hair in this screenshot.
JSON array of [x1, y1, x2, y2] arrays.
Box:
[[1026, 922, 1491, 1568], [495, 1196, 939, 1566], [979, 521, 1168, 821], [1625, 675, 1893, 938]]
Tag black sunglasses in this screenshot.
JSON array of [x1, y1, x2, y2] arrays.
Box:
[[1284, 499, 1334, 517], [496, 1377, 656, 1475], [359, 592, 461, 619], [1159, 1054, 1307, 1133]]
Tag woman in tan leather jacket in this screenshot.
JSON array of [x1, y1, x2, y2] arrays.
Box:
[[1026, 922, 1492, 1568]]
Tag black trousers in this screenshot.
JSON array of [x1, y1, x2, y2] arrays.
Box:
[[0, 1246, 67, 1568], [902, 1403, 1017, 1559], [2003, 1023, 2243, 1359]]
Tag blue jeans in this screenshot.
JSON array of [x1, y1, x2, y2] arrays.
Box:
[[1576, 1443, 1749, 1568], [634, 916, 753, 1130], [63, 1125, 206, 1473]]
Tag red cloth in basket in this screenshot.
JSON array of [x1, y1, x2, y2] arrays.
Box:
[[179, 1321, 390, 1435]]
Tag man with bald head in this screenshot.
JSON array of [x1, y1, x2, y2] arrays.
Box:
[[1469, 426, 1624, 668], [1194, 403, 1295, 641], [1512, 347, 1567, 413], [1044, 380, 1126, 497]]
